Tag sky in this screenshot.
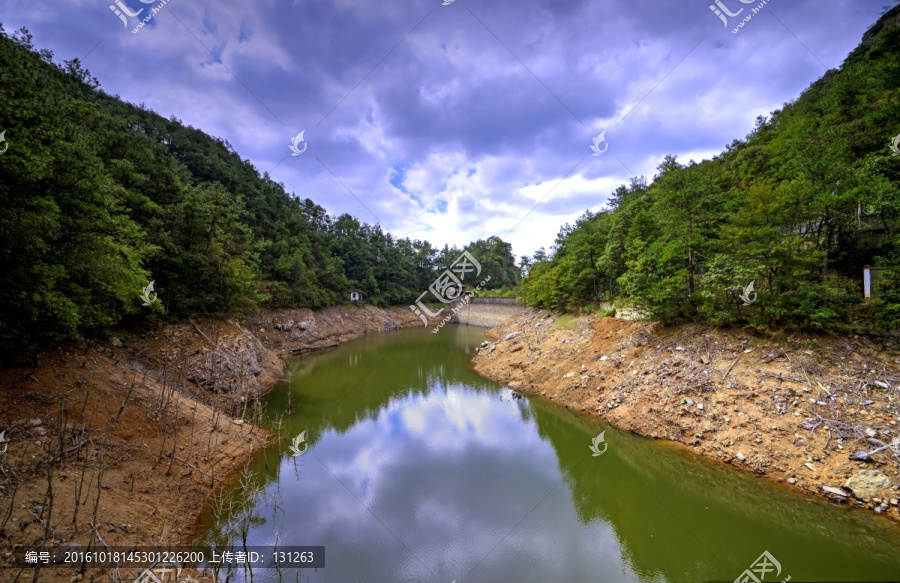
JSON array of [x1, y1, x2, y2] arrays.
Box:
[[0, 0, 891, 259]]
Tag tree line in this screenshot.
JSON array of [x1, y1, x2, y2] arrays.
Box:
[[519, 5, 900, 333], [0, 25, 518, 352]]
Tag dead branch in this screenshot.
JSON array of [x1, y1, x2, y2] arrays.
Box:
[[173, 456, 225, 484], [722, 354, 741, 381], [189, 319, 234, 365]]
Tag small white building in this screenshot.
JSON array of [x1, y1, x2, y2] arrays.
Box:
[[349, 291, 362, 302]]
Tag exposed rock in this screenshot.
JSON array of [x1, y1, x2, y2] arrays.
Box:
[[822, 486, 847, 498], [865, 428, 878, 438], [504, 332, 520, 342], [844, 470, 893, 501], [470, 308, 900, 521], [109, 336, 123, 348], [184, 321, 282, 395], [849, 451, 872, 462], [28, 419, 42, 427]]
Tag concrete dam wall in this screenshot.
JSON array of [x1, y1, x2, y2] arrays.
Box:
[[453, 297, 528, 328]]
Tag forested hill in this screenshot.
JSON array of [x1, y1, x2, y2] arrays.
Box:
[[520, 6, 900, 333], [0, 25, 518, 352]]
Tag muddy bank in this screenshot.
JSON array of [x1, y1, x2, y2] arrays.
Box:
[[0, 305, 432, 582], [472, 310, 900, 520], [247, 303, 436, 354]]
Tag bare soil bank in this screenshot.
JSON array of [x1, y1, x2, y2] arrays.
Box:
[[0, 304, 432, 582], [472, 310, 900, 521]]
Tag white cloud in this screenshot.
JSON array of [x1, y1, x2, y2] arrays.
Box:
[[0, 0, 885, 260]]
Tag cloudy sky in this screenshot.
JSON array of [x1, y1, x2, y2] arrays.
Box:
[[1, 0, 890, 258]]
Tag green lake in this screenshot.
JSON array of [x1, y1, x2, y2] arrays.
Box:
[[196, 326, 900, 582]]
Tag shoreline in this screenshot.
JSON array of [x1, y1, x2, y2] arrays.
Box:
[[471, 310, 900, 522], [0, 304, 436, 582], [4, 305, 898, 581]]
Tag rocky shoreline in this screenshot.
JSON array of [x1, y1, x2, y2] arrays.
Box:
[[4, 304, 898, 582], [471, 310, 900, 521], [0, 304, 435, 582]]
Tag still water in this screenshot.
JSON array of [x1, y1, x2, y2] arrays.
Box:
[[197, 326, 900, 582]]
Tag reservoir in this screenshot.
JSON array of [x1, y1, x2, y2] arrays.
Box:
[[197, 326, 900, 582]]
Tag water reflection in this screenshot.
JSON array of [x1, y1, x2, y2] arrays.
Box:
[[197, 327, 900, 583]]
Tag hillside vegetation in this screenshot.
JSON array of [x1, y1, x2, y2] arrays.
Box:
[[520, 7, 900, 334], [5, 7, 900, 352], [0, 25, 518, 352]]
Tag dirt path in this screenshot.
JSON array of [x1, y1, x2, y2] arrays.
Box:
[[0, 304, 432, 582], [472, 310, 900, 521]]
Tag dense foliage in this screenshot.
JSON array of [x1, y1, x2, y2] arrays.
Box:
[[519, 6, 900, 332], [0, 26, 518, 351], [6, 6, 900, 350]]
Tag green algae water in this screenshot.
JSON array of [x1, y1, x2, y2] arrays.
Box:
[[196, 326, 900, 582]]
